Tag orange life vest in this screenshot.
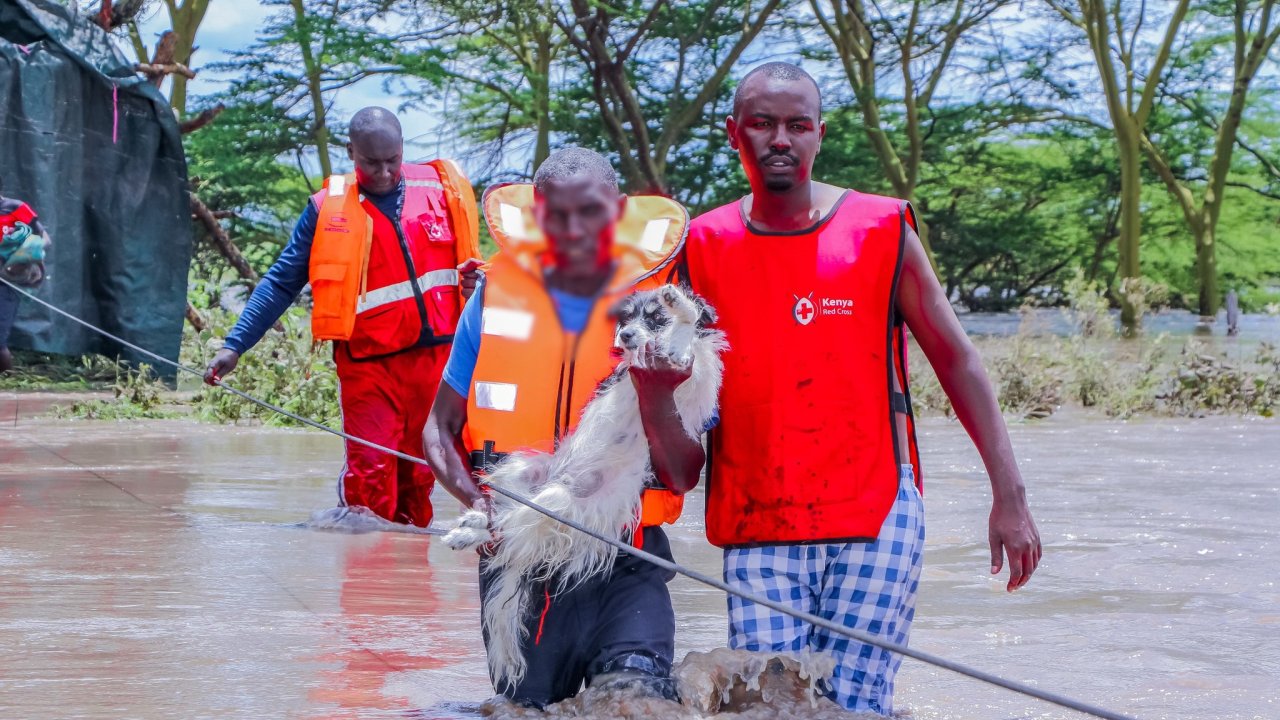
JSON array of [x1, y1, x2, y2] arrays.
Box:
[[310, 161, 481, 359], [684, 191, 922, 548], [465, 183, 688, 532]]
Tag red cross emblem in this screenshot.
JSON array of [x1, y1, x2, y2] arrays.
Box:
[[793, 294, 815, 325]]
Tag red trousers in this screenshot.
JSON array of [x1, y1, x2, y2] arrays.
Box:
[[335, 344, 449, 527]]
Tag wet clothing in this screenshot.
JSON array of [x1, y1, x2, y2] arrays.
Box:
[[224, 177, 460, 527], [724, 466, 924, 717], [479, 526, 678, 708], [684, 192, 921, 547], [335, 343, 448, 527], [685, 192, 923, 716]]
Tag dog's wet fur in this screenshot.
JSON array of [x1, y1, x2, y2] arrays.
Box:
[[443, 284, 726, 690]]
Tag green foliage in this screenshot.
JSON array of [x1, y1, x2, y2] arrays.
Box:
[[181, 308, 340, 427], [51, 364, 178, 420], [0, 351, 120, 391], [1160, 341, 1280, 417]]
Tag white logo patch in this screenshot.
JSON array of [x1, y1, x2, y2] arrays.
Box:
[[792, 293, 855, 324], [793, 294, 816, 325]]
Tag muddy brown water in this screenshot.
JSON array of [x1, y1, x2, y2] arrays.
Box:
[[1, 392, 1277, 719]]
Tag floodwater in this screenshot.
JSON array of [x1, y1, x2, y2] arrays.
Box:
[[959, 308, 1280, 342], [1, 393, 1277, 719]]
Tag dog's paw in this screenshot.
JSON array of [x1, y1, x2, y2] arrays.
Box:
[[443, 510, 494, 550]]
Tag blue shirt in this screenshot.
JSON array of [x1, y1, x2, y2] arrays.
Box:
[[223, 182, 404, 354], [442, 281, 597, 398]]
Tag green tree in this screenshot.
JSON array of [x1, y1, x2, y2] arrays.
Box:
[[554, 0, 785, 194], [809, 0, 1003, 269], [1138, 0, 1280, 319], [1045, 0, 1193, 333]]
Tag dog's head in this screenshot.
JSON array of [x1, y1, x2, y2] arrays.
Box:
[[611, 284, 716, 354]]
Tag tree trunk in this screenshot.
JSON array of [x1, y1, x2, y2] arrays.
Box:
[[1116, 125, 1142, 333], [166, 0, 210, 118], [1195, 222, 1218, 319], [290, 0, 333, 178], [532, 29, 552, 170]]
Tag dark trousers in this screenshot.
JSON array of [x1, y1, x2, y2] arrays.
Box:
[[0, 283, 19, 348], [478, 526, 678, 708]]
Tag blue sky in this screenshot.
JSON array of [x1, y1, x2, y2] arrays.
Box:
[[131, 0, 449, 174]]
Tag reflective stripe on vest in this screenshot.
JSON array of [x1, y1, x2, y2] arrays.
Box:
[[464, 182, 691, 530], [309, 162, 475, 357], [356, 268, 460, 315]]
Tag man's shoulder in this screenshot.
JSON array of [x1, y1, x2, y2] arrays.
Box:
[[845, 189, 909, 216], [689, 199, 742, 228]]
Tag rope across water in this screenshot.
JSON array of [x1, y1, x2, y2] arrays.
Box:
[[0, 276, 1136, 720]]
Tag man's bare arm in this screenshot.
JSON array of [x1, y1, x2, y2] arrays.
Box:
[[631, 356, 706, 495], [895, 224, 1042, 591], [423, 384, 487, 511]]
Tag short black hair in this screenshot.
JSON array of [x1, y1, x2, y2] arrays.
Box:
[[732, 62, 822, 118], [533, 147, 618, 195], [348, 106, 402, 143]]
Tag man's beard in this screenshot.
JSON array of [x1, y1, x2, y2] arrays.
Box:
[[764, 177, 795, 192]]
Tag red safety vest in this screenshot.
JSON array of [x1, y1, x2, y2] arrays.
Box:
[[310, 162, 480, 359], [685, 191, 922, 548], [465, 183, 688, 536]]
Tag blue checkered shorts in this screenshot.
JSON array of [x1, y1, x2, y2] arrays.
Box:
[[723, 465, 925, 716]]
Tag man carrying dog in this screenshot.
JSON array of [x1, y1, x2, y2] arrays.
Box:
[[680, 62, 1042, 716], [204, 107, 481, 528], [423, 147, 700, 708]]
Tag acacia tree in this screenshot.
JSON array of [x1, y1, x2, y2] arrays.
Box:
[[395, 0, 567, 172], [212, 0, 408, 185], [809, 0, 1002, 267], [1045, 0, 1193, 332], [555, 0, 784, 194], [1139, 0, 1280, 319]]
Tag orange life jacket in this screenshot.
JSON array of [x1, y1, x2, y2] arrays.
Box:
[[684, 191, 922, 548], [310, 161, 481, 359], [465, 183, 688, 533]]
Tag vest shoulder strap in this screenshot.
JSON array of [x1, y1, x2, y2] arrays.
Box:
[[427, 159, 482, 265]]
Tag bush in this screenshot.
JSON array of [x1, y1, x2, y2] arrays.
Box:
[[181, 308, 341, 427], [51, 363, 179, 420], [1159, 341, 1280, 417]]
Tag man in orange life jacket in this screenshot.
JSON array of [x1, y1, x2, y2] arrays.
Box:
[[204, 107, 482, 528], [681, 63, 1043, 716], [422, 148, 702, 708]]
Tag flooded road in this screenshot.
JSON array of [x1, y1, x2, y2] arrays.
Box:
[[1, 393, 1277, 719]]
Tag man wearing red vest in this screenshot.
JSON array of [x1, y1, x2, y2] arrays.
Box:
[[204, 107, 481, 529], [682, 63, 1042, 716], [423, 148, 702, 708]]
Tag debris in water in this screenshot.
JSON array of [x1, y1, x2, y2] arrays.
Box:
[[480, 649, 881, 719], [297, 506, 442, 535]]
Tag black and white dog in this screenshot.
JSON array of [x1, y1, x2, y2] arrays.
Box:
[[444, 284, 726, 689]]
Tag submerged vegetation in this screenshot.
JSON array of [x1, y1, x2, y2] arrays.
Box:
[[910, 277, 1280, 420], [19, 291, 1279, 424]]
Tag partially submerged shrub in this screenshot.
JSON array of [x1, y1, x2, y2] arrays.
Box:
[[990, 333, 1062, 420], [52, 363, 178, 420], [1062, 270, 1115, 339], [1159, 341, 1280, 417], [181, 308, 340, 427]]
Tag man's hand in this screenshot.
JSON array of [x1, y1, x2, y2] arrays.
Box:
[[458, 258, 484, 300], [204, 348, 240, 386], [989, 495, 1041, 592], [628, 345, 693, 397]]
